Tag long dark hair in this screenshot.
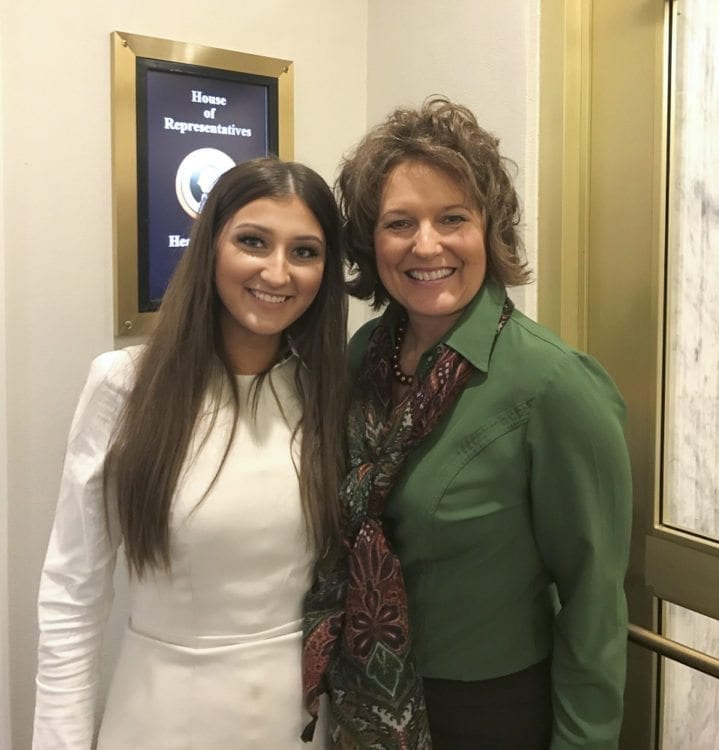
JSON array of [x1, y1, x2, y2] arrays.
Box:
[[106, 157, 348, 576]]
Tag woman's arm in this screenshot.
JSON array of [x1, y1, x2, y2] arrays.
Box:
[[527, 351, 633, 750], [33, 351, 134, 750]]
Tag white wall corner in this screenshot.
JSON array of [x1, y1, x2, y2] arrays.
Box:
[[521, 0, 541, 320]]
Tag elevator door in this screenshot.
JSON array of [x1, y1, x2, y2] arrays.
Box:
[[538, 2, 718, 747]]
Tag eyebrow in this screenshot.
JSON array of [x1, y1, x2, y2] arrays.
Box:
[[378, 203, 470, 219], [294, 235, 326, 244], [230, 222, 324, 244]]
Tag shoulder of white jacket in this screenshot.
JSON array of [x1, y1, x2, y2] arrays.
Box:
[[87, 344, 146, 390]]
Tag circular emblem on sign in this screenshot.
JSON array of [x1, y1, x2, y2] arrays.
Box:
[[175, 148, 236, 218]]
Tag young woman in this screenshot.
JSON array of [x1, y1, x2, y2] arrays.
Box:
[[33, 158, 348, 749], [303, 99, 632, 749]]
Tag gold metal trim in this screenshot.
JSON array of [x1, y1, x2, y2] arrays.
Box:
[[110, 31, 294, 338], [538, 2, 687, 747], [629, 623, 719, 679], [583, 0, 670, 596], [537, 0, 592, 349], [657, 0, 680, 538], [650, 524, 719, 558], [585, 7, 672, 743], [646, 533, 719, 621]]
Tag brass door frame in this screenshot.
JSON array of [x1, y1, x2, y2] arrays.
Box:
[[537, 0, 592, 352], [537, 1, 705, 748]]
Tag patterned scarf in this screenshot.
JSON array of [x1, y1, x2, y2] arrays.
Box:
[[303, 300, 513, 749]]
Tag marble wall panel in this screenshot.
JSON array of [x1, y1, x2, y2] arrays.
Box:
[[661, 1, 719, 747], [663, 0, 719, 541]]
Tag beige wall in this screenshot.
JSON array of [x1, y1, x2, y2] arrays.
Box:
[[0, 1, 539, 747]]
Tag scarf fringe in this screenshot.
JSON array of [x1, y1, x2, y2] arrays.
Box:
[[301, 715, 318, 742]]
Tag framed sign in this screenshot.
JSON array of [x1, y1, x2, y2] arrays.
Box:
[[111, 31, 294, 336]]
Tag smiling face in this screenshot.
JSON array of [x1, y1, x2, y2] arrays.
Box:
[[214, 194, 326, 373], [374, 160, 487, 343]]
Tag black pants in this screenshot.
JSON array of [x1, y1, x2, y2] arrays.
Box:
[[423, 659, 552, 750]]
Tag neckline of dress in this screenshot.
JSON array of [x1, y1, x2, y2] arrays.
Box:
[[233, 353, 296, 383]]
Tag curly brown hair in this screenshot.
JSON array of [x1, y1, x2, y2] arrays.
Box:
[[337, 96, 532, 308]]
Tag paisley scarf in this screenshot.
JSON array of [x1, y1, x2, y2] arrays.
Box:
[[303, 300, 513, 749]]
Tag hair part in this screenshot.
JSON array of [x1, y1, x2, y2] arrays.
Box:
[[337, 96, 532, 308], [106, 157, 348, 576]]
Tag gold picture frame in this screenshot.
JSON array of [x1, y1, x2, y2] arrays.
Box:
[[111, 31, 294, 337]]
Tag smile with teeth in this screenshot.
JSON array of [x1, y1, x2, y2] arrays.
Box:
[[406, 268, 455, 282], [249, 289, 291, 304]]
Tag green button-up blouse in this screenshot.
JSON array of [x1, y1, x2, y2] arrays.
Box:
[[348, 279, 633, 750]]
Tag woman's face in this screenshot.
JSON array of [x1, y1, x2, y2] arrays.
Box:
[[215, 195, 326, 365], [373, 161, 487, 336]]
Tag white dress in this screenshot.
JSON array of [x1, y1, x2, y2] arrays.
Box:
[[33, 348, 325, 749]]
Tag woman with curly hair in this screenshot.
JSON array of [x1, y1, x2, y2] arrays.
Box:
[[303, 98, 632, 749]]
